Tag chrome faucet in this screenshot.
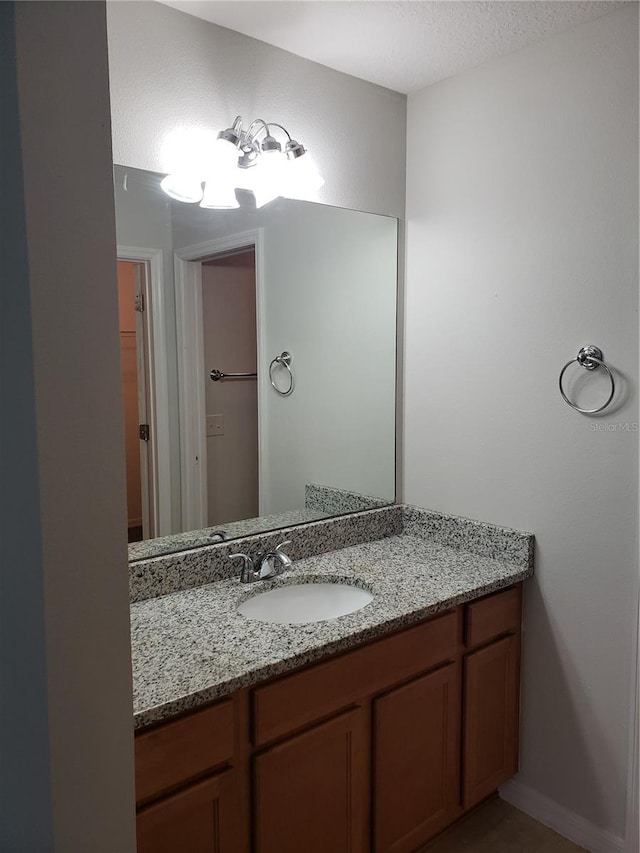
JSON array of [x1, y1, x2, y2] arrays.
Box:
[[261, 540, 293, 575], [230, 541, 293, 584]]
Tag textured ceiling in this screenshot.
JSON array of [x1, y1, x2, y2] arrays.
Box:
[[158, 1, 630, 93]]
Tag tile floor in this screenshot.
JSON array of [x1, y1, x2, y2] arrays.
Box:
[[421, 797, 586, 852]]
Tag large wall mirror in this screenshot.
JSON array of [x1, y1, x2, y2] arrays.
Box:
[[114, 165, 397, 561]]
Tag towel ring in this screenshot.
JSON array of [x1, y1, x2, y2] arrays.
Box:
[[269, 351, 294, 396], [558, 345, 615, 414]]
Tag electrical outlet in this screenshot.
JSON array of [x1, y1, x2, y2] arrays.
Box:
[[206, 414, 224, 437]]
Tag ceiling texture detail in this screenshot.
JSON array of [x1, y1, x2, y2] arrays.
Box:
[[159, 1, 630, 93]]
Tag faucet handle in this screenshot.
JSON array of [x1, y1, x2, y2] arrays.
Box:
[[272, 540, 293, 572], [229, 553, 255, 582]]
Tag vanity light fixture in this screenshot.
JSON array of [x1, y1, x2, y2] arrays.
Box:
[[160, 116, 324, 210]]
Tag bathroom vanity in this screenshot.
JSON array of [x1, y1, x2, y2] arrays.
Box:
[[130, 505, 532, 853]]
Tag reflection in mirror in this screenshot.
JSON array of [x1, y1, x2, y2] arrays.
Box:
[[113, 166, 397, 561]]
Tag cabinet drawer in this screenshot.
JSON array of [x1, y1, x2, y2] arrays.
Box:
[[465, 585, 521, 650], [253, 611, 459, 747], [135, 700, 234, 804], [137, 770, 238, 853]]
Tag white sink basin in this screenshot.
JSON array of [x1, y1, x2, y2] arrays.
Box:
[[237, 582, 373, 625]]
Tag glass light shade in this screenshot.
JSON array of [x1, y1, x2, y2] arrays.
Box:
[[199, 180, 239, 210], [198, 138, 242, 208], [210, 137, 240, 172], [253, 183, 280, 209], [233, 166, 255, 192], [249, 149, 286, 209], [282, 152, 325, 201], [160, 174, 203, 203]]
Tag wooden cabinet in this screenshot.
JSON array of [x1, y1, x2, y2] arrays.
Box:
[[374, 662, 461, 853], [251, 611, 458, 748], [134, 694, 249, 853], [135, 583, 523, 853], [137, 771, 240, 853], [463, 634, 520, 808], [254, 708, 369, 853], [135, 700, 235, 805], [462, 584, 522, 810]]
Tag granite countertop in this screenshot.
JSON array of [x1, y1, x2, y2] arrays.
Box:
[[131, 531, 533, 730], [128, 483, 391, 562], [128, 508, 330, 562]]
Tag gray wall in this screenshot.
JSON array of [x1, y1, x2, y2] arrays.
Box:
[[1, 2, 136, 850], [106, 0, 407, 220], [404, 6, 638, 845], [1, 3, 53, 847]]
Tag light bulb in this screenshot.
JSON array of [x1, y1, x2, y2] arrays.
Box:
[[160, 174, 203, 203], [200, 180, 239, 210]]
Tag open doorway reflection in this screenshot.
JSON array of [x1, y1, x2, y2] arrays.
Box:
[[117, 259, 149, 543], [202, 249, 258, 526]]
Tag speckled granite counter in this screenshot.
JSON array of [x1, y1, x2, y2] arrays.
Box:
[[128, 507, 330, 562], [128, 484, 391, 562], [132, 512, 534, 730]]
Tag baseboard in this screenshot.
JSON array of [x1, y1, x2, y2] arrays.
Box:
[[500, 779, 626, 853]]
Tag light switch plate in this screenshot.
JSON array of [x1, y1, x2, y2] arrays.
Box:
[[206, 414, 224, 437]]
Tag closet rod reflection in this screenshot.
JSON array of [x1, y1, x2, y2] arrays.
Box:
[[209, 369, 257, 382]]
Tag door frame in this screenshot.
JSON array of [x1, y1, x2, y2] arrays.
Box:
[[174, 229, 265, 531], [117, 246, 172, 537]]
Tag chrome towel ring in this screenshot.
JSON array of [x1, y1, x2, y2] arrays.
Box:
[[558, 345, 615, 414], [269, 351, 294, 396]]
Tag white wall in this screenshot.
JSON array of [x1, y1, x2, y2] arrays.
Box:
[[106, 0, 406, 219], [405, 6, 639, 847], [2, 2, 136, 850], [260, 202, 397, 513]]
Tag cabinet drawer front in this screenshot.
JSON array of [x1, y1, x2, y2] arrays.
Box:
[[253, 611, 458, 747], [137, 771, 236, 853], [135, 700, 234, 804], [465, 585, 521, 649]]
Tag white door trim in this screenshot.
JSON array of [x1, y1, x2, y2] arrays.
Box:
[[117, 246, 172, 536], [175, 230, 265, 529], [174, 253, 207, 530]]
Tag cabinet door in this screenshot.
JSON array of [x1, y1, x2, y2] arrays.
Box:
[[254, 708, 368, 853], [463, 634, 520, 808], [374, 663, 461, 853], [137, 770, 241, 853]]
